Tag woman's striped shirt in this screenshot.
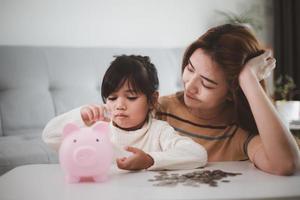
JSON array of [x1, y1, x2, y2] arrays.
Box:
[[155, 92, 254, 161]]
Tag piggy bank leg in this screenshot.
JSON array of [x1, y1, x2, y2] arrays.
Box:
[[65, 174, 80, 183], [93, 174, 108, 182]]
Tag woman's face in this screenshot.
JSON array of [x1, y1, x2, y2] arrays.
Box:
[[182, 48, 229, 111]]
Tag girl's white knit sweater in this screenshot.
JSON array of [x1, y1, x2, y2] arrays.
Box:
[[42, 107, 207, 170]]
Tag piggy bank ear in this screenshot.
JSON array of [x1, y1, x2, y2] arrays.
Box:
[[63, 123, 80, 138], [92, 122, 110, 134]]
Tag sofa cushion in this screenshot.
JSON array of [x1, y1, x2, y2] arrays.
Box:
[[0, 47, 55, 136], [0, 134, 58, 175]]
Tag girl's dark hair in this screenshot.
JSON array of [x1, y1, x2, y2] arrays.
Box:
[[182, 24, 266, 134], [101, 55, 159, 107]]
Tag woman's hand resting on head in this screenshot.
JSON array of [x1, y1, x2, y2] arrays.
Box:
[[237, 49, 299, 175], [80, 104, 110, 126], [239, 50, 276, 83]]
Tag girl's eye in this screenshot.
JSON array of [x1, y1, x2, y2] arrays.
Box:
[[107, 96, 117, 101], [127, 96, 138, 100]]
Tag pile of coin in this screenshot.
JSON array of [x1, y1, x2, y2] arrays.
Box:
[[148, 169, 242, 187]]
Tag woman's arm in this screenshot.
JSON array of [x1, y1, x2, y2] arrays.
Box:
[[239, 51, 300, 175]]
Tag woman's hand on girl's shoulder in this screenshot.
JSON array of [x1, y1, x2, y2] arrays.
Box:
[[80, 104, 110, 126], [239, 50, 276, 83]]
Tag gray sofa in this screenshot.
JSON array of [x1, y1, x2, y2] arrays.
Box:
[[0, 46, 183, 175]]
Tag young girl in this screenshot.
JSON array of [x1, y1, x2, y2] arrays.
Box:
[[43, 55, 207, 170]]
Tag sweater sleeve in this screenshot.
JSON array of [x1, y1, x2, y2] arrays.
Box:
[[147, 123, 207, 170], [42, 106, 85, 151]]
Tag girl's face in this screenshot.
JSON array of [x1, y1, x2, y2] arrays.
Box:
[[182, 48, 229, 111], [106, 81, 149, 130]]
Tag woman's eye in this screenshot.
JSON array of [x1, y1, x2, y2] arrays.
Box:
[[187, 65, 194, 72], [202, 82, 215, 89], [107, 96, 117, 101]]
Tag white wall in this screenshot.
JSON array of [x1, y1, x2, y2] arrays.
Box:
[[0, 0, 273, 48]]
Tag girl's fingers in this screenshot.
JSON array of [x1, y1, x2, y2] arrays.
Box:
[[116, 157, 127, 163], [103, 104, 112, 122], [96, 104, 110, 122], [81, 108, 88, 120], [116, 158, 125, 169], [88, 105, 102, 121], [87, 106, 95, 121], [125, 146, 140, 154], [116, 157, 131, 169], [120, 157, 127, 161], [81, 107, 93, 124], [81, 113, 89, 124], [91, 104, 101, 121], [82, 104, 111, 125]]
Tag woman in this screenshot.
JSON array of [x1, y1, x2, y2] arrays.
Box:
[[156, 24, 299, 175]]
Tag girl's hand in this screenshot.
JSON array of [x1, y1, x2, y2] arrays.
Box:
[[239, 50, 276, 83], [80, 104, 110, 126], [116, 146, 154, 170]]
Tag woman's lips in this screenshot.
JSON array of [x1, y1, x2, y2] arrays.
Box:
[[185, 92, 198, 101]]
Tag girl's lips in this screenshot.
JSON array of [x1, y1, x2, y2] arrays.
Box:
[[114, 114, 128, 118]]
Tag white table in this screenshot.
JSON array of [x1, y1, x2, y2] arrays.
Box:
[[0, 161, 299, 200]]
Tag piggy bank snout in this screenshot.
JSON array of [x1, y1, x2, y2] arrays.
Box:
[[73, 146, 97, 167]]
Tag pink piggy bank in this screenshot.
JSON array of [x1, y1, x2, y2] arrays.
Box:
[[59, 122, 113, 183]]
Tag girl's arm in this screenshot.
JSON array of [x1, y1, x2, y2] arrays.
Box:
[[116, 123, 207, 171], [239, 51, 300, 175], [42, 107, 85, 151], [42, 104, 108, 150], [147, 123, 208, 170]]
